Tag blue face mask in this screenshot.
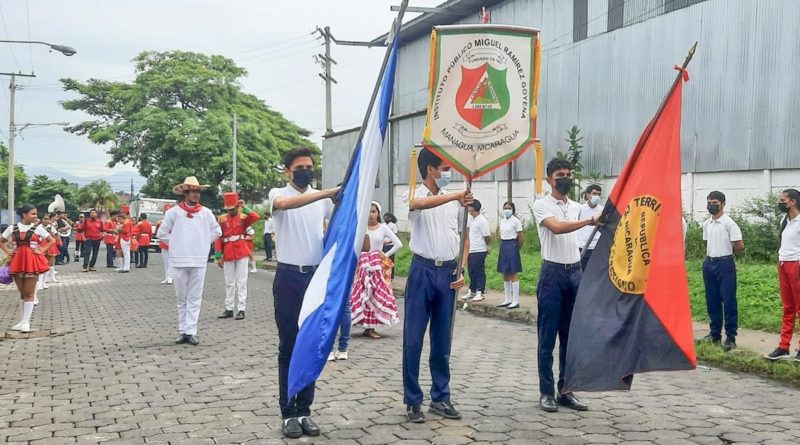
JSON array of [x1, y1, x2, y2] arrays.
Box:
[[590, 195, 600, 206], [434, 170, 452, 188], [502, 209, 513, 219]]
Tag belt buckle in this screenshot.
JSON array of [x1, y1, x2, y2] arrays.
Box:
[[299, 265, 310, 274], [434, 260, 444, 267]]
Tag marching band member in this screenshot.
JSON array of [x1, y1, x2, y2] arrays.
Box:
[[215, 192, 259, 320]]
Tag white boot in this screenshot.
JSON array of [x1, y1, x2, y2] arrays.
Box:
[[11, 320, 31, 332]]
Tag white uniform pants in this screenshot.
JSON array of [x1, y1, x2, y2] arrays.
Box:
[[224, 257, 249, 311], [163, 251, 173, 279], [120, 239, 131, 271], [173, 266, 207, 335]]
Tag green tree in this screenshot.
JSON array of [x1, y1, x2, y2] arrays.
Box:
[[60, 50, 316, 205], [26, 175, 80, 214], [556, 126, 601, 201], [0, 143, 29, 213], [77, 180, 120, 211]]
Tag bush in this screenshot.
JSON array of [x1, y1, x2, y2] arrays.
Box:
[[730, 193, 782, 263]]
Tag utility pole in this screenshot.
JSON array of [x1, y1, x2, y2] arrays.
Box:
[[314, 27, 336, 136], [130, 178, 134, 197], [1, 72, 36, 224], [232, 113, 238, 192]]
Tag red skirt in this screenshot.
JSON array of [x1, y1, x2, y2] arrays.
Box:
[[9, 247, 50, 276], [48, 242, 60, 256], [349, 251, 399, 329]]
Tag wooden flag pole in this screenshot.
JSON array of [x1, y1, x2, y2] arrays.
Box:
[[450, 176, 472, 340]]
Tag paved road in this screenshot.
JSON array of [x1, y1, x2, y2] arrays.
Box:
[[1, 255, 799, 445]]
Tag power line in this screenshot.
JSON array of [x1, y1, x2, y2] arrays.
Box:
[[229, 32, 316, 58], [237, 40, 322, 66], [0, 3, 20, 71]]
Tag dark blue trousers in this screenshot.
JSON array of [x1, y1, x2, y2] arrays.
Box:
[[273, 267, 316, 418], [106, 243, 116, 267], [536, 261, 581, 395], [467, 252, 487, 293], [403, 257, 456, 406], [702, 257, 738, 339]]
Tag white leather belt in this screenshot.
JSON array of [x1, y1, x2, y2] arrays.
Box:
[[223, 235, 243, 243]]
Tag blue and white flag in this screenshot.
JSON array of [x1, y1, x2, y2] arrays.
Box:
[[287, 36, 399, 399]]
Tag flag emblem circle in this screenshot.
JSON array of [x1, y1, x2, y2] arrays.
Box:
[[608, 195, 662, 294]]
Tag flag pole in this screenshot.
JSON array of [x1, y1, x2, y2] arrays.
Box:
[[332, 0, 409, 198], [450, 176, 472, 340], [579, 41, 698, 259]]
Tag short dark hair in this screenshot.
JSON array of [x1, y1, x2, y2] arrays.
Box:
[[586, 184, 602, 195], [16, 203, 36, 218], [783, 189, 800, 203], [417, 148, 442, 180], [707, 191, 726, 203], [140, 213, 148, 219], [546, 158, 572, 177], [470, 199, 482, 212], [383, 212, 397, 224], [283, 147, 313, 169], [110, 210, 119, 216], [503, 201, 516, 215]]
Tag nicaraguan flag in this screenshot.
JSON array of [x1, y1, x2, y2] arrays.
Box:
[[287, 36, 398, 399]]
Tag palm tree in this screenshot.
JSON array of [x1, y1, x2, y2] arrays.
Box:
[[77, 180, 120, 211]]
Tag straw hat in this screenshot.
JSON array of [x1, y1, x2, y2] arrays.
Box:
[[173, 176, 210, 195]]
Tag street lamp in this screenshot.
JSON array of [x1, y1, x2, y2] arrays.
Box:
[[0, 40, 76, 56], [1, 39, 76, 225]]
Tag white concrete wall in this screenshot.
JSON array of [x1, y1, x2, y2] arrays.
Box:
[[390, 169, 800, 232]]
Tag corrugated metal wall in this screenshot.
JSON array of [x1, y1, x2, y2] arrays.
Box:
[[324, 0, 800, 187]]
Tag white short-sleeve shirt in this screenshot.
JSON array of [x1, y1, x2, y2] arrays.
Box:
[[577, 203, 603, 250], [499, 215, 523, 240], [702, 214, 742, 258], [532, 194, 582, 264], [2, 223, 50, 244], [468, 214, 490, 253], [263, 217, 274, 235], [779, 214, 800, 261], [269, 184, 334, 266], [403, 184, 461, 262]]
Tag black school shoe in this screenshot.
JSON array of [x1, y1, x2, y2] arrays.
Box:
[[723, 337, 736, 351], [175, 334, 188, 344], [429, 401, 461, 419], [235, 311, 245, 320], [406, 404, 425, 423], [299, 417, 320, 436], [281, 418, 303, 439], [557, 393, 588, 411], [218, 310, 234, 319], [765, 347, 790, 360]]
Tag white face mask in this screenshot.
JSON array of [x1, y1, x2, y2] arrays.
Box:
[[502, 209, 513, 219], [590, 195, 600, 206], [434, 170, 452, 188]]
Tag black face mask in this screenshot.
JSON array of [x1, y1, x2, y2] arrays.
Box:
[[707, 203, 720, 215], [554, 177, 574, 195], [779, 202, 790, 213], [292, 169, 313, 189]]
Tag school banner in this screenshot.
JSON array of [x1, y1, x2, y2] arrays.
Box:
[[422, 25, 540, 179]]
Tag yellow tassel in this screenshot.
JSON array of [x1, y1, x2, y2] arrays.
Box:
[[422, 29, 438, 143], [534, 140, 543, 195], [408, 149, 418, 207], [531, 35, 542, 121]]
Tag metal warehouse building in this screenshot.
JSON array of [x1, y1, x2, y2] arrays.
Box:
[[322, 0, 800, 229]]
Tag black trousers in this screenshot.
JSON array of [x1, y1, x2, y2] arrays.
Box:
[[273, 267, 316, 418], [58, 237, 70, 263], [138, 246, 149, 266], [106, 243, 116, 267], [264, 233, 273, 260], [467, 252, 487, 292], [82, 239, 101, 268]]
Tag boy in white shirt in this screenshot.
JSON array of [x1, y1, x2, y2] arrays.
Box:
[[463, 199, 490, 302], [576, 184, 603, 270]]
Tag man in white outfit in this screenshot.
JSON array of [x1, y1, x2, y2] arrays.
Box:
[[157, 176, 222, 346]]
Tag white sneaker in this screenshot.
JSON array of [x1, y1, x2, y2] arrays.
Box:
[[336, 350, 348, 360], [166, 277, 173, 285], [160, 279, 168, 284], [42, 283, 50, 290], [327, 351, 336, 362], [460, 292, 475, 301], [52, 278, 60, 283], [11, 321, 31, 332], [250, 268, 257, 273], [472, 292, 485, 302], [33, 297, 39, 305]]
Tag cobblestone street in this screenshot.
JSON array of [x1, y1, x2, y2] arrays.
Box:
[[1, 255, 799, 445]]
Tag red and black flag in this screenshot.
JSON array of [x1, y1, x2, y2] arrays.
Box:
[[564, 63, 697, 392]]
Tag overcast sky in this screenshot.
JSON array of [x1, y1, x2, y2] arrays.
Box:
[[0, 0, 439, 189]]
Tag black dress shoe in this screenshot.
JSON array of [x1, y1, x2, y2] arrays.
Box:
[[539, 394, 558, 412], [506, 304, 520, 309], [175, 334, 188, 344], [299, 416, 320, 437], [235, 310, 245, 320], [429, 401, 461, 419], [185, 335, 200, 346], [406, 404, 425, 423], [557, 393, 588, 411], [723, 336, 736, 351], [281, 418, 303, 439], [218, 310, 234, 319], [496, 302, 511, 307], [698, 334, 721, 344]]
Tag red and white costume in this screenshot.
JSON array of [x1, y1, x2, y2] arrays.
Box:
[[349, 223, 403, 329], [4, 223, 50, 277], [214, 194, 259, 313]]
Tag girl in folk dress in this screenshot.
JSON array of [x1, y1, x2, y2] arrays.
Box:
[[349, 202, 403, 339], [0, 204, 56, 332]]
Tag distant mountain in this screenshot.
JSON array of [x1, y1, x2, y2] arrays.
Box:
[[23, 165, 147, 194]]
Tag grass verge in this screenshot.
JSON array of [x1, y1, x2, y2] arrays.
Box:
[[695, 342, 800, 387]]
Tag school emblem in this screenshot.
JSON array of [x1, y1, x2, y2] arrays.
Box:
[[456, 64, 510, 130]]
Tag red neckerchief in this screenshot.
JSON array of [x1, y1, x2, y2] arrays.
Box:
[[179, 201, 202, 218]]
